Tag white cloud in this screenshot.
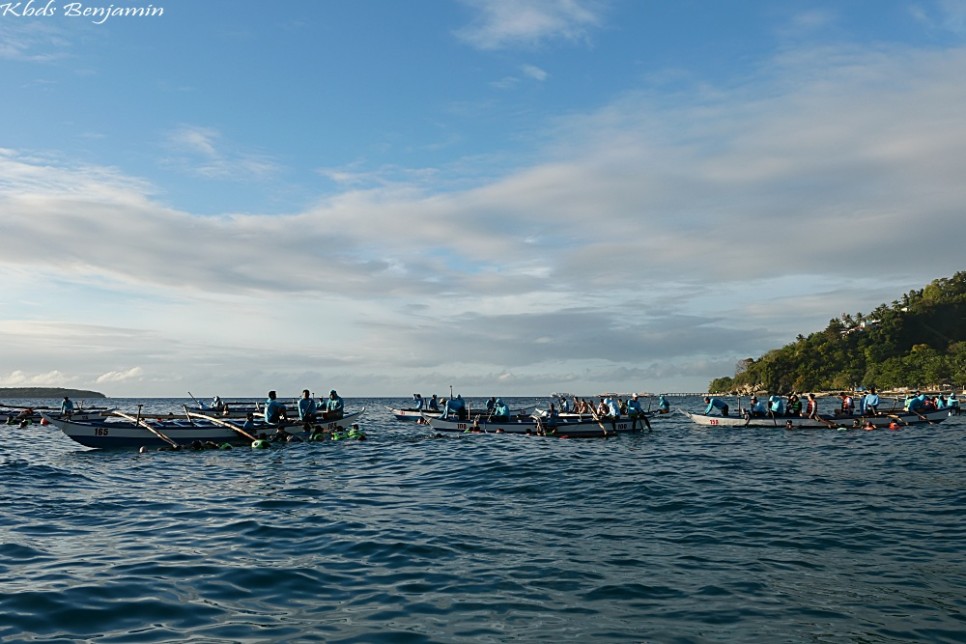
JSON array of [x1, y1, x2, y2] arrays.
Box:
[[455, 0, 605, 50], [162, 125, 280, 180], [1, 43, 965, 395], [521, 63, 548, 80], [911, 0, 966, 34], [95, 367, 144, 384], [0, 370, 74, 387]]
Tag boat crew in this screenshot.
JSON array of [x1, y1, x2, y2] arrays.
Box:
[[264, 391, 287, 424], [948, 393, 960, 414], [751, 396, 767, 417], [862, 388, 880, 415], [768, 394, 786, 416], [839, 392, 854, 416], [787, 394, 803, 416], [491, 398, 510, 421], [413, 394, 424, 411], [804, 393, 819, 419], [657, 395, 670, 414], [297, 389, 318, 423], [60, 396, 75, 418], [442, 394, 467, 420], [323, 390, 345, 420], [485, 397, 497, 414], [626, 395, 652, 429], [704, 396, 729, 417], [427, 394, 440, 411]]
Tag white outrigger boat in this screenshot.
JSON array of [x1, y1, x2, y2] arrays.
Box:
[[680, 408, 949, 429], [425, 413, 650, 438], [41, 408, 366, 449], [388, 406, 444, 421]]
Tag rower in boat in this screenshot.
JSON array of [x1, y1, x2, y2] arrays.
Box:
[[747, 396, 766, 417], [657, 395, 670, 414], [703, 396, 729, 417], [323, 390, 344, 420], [297, 389, 318, 425], [491, 398, 510, 422], [264, 390, 288, 424]]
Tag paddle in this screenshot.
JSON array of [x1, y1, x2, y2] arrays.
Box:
[[884, 413, 909, 427], [113, 407, 180, 449], [187, 391, 204, 409], [812, 414, 838, 429], [588, 405, 610, 437], [185, 411, 257, 442]]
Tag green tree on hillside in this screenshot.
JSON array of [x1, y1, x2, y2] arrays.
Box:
[[708, 272, 966, 393]]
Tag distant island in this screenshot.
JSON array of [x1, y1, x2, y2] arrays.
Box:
[[0, 387, 106, 399]]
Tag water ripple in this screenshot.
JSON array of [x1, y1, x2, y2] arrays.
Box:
[[1, 398, 964, 641]]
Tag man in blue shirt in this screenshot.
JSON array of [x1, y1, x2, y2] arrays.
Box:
[[768, 394, 786, 417], [297, 389, 317, 423], [264, 391, 287, 424], [657, 395, 670, 414], [443, 394, 467, 420], [324, 390, 344, 420], [704, 396, 729, 416], [863, 387, 880, 416]]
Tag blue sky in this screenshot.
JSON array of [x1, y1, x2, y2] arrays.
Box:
[[1, 0, 964, 398]]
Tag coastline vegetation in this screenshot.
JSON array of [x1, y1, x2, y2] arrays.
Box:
[[709, 272, 966, 394]]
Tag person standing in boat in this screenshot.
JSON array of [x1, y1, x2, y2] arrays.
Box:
[[297, 389, 318, 424], [264, 390, 288, 424], [428, 394, 440, 411], [704, 396, 730, 416], [485, 397, 497, 415], [60, 396, 75, 418], [413, 394, 424, 411], [323, 390, 344, 420]]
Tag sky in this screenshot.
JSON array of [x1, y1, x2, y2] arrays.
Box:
[[1, 0, 964, 399]]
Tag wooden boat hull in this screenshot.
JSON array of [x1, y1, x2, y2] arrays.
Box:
[[426, 414, 648, 437], [42, 408, 365, 449], [680, 408, 949, 428], [388, 407, 443, 421]]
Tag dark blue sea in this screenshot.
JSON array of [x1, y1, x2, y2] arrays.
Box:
[[2, 395, 964, 643]]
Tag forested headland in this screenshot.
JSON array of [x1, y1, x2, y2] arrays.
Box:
[[709, 272, 966, 394], [0, 387, 106, 399]]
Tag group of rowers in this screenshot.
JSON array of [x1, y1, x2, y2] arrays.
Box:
[[704, 387, 961, 419], [560, 393, 671, 419]]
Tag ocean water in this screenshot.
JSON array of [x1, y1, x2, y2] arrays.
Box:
[[1, 396, 964, 643]]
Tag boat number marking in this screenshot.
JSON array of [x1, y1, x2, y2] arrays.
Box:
[[94, 427, 109, 436], [709, 419, 719, 426], [457, 424, 467, 430]]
